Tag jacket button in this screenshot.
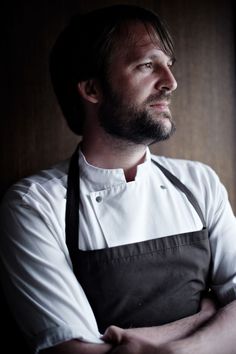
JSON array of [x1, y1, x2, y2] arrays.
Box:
[[96, 196, 102, 203]]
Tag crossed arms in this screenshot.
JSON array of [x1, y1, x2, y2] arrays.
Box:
[[41, 298, 236, 354]]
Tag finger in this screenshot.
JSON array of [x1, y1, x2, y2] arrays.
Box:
[[102, 325, 125, 344]]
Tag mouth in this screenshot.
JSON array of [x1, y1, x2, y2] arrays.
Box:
[[149, 101, 170, 111]]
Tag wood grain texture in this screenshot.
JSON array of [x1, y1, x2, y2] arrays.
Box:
[[0, 1, 235, 352], [1, 0, 235, 209], [151, 0, 236, 211]]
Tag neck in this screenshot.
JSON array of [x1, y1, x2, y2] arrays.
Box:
[[81, 130, 147, 182]]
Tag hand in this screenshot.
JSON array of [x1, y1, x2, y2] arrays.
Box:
[[103, 325, 157, 354], [103, 326, 186, 354]]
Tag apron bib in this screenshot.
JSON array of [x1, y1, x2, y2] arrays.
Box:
[[66, 148, 211, 333]]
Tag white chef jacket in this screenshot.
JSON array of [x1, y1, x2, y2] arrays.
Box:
[[0, 148, 236, 353]]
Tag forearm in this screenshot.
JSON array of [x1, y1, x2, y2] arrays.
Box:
[[168, 299, 236, 354], [125, 306, 214, 346], [102, 309, 216, 354], [104, 297, 216, 347], [38, 305, 213, 354], [40, 339, 113, 354]]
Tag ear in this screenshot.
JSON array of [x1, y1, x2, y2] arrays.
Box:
[[77, 79, 101, 104]]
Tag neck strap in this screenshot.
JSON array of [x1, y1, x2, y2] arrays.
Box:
[[66, 148, 206, 272]]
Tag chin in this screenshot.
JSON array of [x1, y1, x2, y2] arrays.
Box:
[[162, 118, 172, 131], [154, 113, 172, 128]]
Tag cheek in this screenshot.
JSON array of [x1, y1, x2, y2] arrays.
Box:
[[129, 75, 155, 98], [122, 78, 149, 101], [110, 71, 153, 104]]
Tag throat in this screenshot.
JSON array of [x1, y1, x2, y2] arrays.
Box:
[[124, 166, 138, 182], [81, 137, 147, 181]]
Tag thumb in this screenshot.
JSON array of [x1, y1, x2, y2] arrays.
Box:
[[102, 325, 124, 344]]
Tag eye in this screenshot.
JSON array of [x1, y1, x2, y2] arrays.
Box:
[[168, 58, 176, 68], [137, 62, 153, 71]]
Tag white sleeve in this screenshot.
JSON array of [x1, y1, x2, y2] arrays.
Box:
[[0, 188, 103, 353], [201, 165, 236, 305]]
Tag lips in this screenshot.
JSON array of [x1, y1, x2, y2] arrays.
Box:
[[149, 101, 170, 110]]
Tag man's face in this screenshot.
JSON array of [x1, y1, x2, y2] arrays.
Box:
[[98, 21, 178, 145]]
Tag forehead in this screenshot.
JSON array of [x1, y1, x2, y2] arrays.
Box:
[[112, 21, 163, 62]]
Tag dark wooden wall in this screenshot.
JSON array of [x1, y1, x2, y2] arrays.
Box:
[[1, 0, 236, 351], [155, 0, 236, 211], [1, 0, 236, 209]]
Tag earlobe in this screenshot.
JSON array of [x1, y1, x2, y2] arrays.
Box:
[[77, 80, 101, 104]]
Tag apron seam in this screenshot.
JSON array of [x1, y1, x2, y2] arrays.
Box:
[[79, 236, 209, 263]]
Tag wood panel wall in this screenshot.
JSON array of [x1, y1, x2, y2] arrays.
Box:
[[155, 0, 236, 211], [1, 0, 236, 209], [1, 0, 235, 351]]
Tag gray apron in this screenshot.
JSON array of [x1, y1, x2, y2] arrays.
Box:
[[66, 147, 211, 333]]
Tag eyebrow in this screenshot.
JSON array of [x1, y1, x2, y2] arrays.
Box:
[[149, 54, 176, 64], [125, 51, 175, 65]]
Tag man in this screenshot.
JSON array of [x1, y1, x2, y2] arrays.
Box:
[[1, 4, 236, 354]]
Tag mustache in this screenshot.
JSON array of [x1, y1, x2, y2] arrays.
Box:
[[145, 91, 172, 105]]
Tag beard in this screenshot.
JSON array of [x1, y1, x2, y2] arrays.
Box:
[[98, 84, 176, 145]]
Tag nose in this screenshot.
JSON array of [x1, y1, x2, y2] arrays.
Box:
[[155, 66, 177, 92]]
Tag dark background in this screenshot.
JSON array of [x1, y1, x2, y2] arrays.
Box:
[[1, 0, 236, 352]]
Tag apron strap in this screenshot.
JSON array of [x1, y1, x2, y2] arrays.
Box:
[[65, 146, 80, 273], [151, 159, 206, 228], [66, 147, 207, 273]]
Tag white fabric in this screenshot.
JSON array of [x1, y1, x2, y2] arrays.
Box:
[[1, 147, 236, 353]]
